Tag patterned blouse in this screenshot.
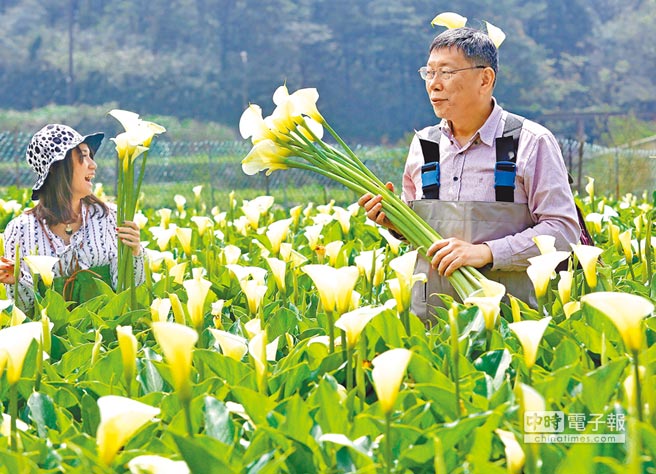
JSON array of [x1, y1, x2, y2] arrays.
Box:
[[3, 201, 145, 312]]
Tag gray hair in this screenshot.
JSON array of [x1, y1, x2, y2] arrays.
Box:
[[429, 27, 498, 77]]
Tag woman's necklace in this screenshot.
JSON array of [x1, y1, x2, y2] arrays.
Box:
[[65, 223, 74, 236]]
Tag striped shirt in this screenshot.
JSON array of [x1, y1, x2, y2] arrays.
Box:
[[403, 99, 581, 270], [3, 202, 145, 312]]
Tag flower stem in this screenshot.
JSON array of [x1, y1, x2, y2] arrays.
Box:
[[384, 412, 393, 474], [9, 383, 18, 451]]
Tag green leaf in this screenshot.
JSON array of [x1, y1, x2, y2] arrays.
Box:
[[230, 386, 277, 426], [137, 347, 164, 394], [81, 392, 100, 436], [172, 433, 236, 474], [473, 349, 511, 391], [580, 358, 629, 413], [204, 396, 235, 445], [57, 343, 93, 377], [26, 392, 58, 438]]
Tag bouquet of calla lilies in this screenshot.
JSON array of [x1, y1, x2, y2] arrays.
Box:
[[109, 110, 166, 306], [239, 85, 488, 300]]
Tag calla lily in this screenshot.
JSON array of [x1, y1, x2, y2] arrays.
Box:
[[570, 243, 603, 288], [303, 224, 323, 250], [518, 383, 546, 413], [239, 104, 273, 143], [289, 87, 325, 124], [242, 140, 292, 176], [265, 257, 287, 293], [240, 280, 268, 316], [10, 306, 27, 326], [23, 255, 59, 288], [0, 413, 28, 438], [335, 305, 387, 349], [585, 213, 603, 234], [324, 240, 344, 266], [248, 331, 267, 392], [619, 229, 633, 262], [585, 176, 594, 201], [222, 245, 242, 265], [183, 275, 212, 331], [354, 249, 385, 286], [266, 218, 292, 254], [563, 301, 581, 319], [581, 292, 654, 352], [190, 216, 213, 237], [96, 395, 160, 465], [116, 326, 138, 390], [209, 329, 248, 361], [388, 251, 427, 312], [133, 211, 148, 230], [0, 321, 48, 385], [150, 297, 172, 323], [302, 265, 360, 314], [371, 348, 412, 414], [174, 195, 186, 214], [150, 225, 176, 251], [508, 317, 551, 370], [379, 228, 403, 255], [168, 292, 187, 325], [557, 270, 573, 304], [464, 279, 506, 330], [280, 243, 308, 267], [158, 208, 172, 228], [485, 21, 506, 48], [151, 322, 198, 401], [192, 185, 203, 199], [526, 251, 570, 301], [169, 262, 187, 285], [244, 318, 262, 339], [495, 429, 525, 474], [532, 235, 556, 254], [127, 455, 190, 474], [332, 207, 352, 234], [608, 223, 620, 247], [175, 227, 193, 256], [431, 12, 467, 29], [226, 264, 267, 285]]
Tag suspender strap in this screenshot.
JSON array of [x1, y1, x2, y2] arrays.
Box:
[[419, 138, 440, 199], [495, 113, 524, 202]]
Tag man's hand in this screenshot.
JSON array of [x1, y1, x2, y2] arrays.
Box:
[[357, 182, 400, 232], [427, 238, 492, 277]]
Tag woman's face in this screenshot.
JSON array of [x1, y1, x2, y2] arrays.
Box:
[[70, 143, 97, 201]]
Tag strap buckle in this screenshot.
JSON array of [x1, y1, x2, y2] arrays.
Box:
[[421, 162, 440, 197]]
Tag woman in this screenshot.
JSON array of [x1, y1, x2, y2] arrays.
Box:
[[0, 124, 144, 313]]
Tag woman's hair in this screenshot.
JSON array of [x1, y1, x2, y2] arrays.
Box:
[[27, 145, 108, 225]]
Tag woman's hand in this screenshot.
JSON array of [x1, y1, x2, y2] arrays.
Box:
[[0, 256, 16, 284], [117, 221, 143, 257]]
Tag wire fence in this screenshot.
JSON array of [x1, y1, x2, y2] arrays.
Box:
[[1, 131, 655, 208]]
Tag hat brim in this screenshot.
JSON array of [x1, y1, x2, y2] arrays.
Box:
[[31, 132, 105, 200]]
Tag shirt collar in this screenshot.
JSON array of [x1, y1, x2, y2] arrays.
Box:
[[438, 97, 503, 147]]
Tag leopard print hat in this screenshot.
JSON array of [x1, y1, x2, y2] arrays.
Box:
[[26, 124, 104, 200]]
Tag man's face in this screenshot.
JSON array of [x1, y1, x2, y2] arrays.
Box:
[[424, 47, 488, 123]]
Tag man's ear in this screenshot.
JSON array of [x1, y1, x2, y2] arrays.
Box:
[[480, 67, 496, 92]]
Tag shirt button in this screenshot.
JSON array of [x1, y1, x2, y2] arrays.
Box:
[[453, 176, 459, 181]]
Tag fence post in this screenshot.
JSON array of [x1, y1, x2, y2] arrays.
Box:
[[14, 130, 20, 188]]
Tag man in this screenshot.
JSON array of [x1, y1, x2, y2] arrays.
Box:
[[359, 27, 580, 318]]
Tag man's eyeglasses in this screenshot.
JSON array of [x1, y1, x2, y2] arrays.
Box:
[[418, 65, 486, 81]]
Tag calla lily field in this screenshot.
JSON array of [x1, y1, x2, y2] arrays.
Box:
[[0, 92, 655, 473]]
